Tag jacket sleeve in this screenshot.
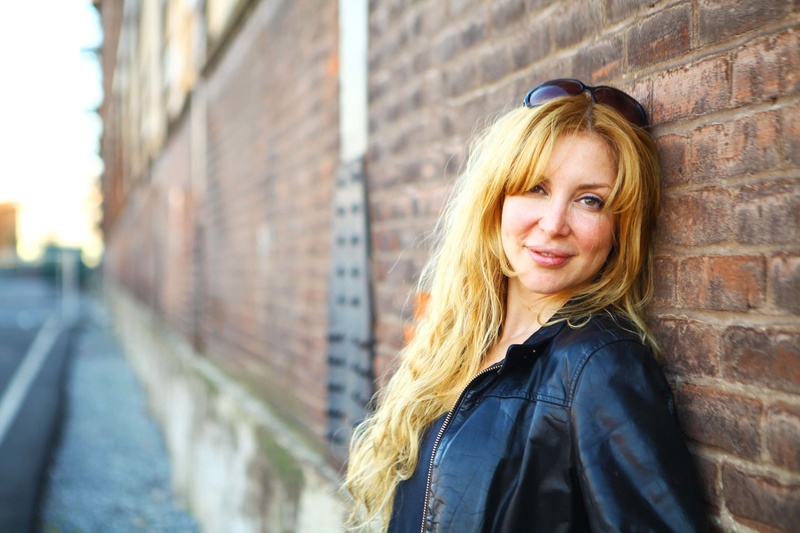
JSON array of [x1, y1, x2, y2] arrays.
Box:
[[569, 339, 707, 532]]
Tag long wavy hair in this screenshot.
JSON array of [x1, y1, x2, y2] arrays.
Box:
[[344, 95, 661, 530]]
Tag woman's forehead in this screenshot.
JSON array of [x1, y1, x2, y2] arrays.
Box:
[[508, 132, 617, 186]]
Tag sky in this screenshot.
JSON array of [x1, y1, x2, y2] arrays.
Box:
[[0, 0, 104, 264]]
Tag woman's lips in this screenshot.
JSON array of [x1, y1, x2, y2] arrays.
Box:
[[527, 248, 572, 268]]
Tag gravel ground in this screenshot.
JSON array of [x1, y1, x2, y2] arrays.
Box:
[[38, 304, 198, 533]]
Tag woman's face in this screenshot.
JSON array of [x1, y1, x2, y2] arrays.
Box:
[[501, 134, 616, 302]]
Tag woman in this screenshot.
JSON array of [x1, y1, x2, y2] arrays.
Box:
[[345, 79, 706, 532]]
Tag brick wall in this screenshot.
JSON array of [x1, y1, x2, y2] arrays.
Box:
[[103, 0, 340, 443], [199, 0, 339, 437], [366, 1, 799, 531]]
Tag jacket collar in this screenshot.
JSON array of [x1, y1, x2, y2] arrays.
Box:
[[521, 319, 569, 346], [501, 319, 569, 373]]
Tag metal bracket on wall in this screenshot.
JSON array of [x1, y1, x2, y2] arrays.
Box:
[[325, 157, 374, 457]]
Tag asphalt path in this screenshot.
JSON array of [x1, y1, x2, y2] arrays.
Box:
[[0, 274, 68, 532], [37, 301, 198, 532], [0, 272, 197, 532]]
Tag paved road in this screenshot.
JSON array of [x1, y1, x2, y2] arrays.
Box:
[[0, 274, 67, 532], [0, 275, 59, 393]]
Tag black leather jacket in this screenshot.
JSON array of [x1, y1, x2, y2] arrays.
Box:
[[394, 314, 706, 532]]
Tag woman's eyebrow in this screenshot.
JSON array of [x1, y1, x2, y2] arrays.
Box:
[[577, 182, 612, 191]]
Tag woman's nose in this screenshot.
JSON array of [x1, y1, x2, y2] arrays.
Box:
[[537, 200, 570, 237]]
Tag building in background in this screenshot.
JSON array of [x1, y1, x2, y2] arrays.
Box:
[[96, 0, 800, 531], [0, 203, 18, 265]]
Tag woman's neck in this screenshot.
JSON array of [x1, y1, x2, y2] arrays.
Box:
[[479, 283, 567, 372], [501, 283, 567, 343]]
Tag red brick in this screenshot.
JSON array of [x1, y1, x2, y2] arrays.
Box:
[[449, 0, 482, 18], [722, 326, 800, 394], [373, 350, 396, 390], [403, 10, 424, 43], [770, 254, 800, 315], [552, 0, 603, 49], [375, 314, 407, 352], [433, 30, 460, 64], [781, 29, 800, 95], [734, 180, 800, 246], [384, 1, 406, 22], [478, 45, 513, 85], [653, 56, 731, 123], [419, 2, 448, 37], [628, 4, 691, 69], [784, 102, 800, 167], [655, 133, 691, 186], [605, 0, 650, 23], [509, 17, 553, 69], [490, 0, 526, 32], [732, 33, 796, 105], [651, 255, 677, 307], [652, 317, 720, 377], [690, 112, 782, 181], [399, 159, 430, 187], [458, 16, 488, 51], [765, 402, 800, 472], [658, 188, 732, 246], [676, 384, 762, 459], [373, 229, 401, 254], [454, 91, 492, 135], [692, 453, 722, 512], [573, 34, 624, 83], [443, 59, 480, 99], [523, 0, 553, 10], [722, 464, 800, 532], [679, 255, 766, 311], [627, 78, 651, 114], [379, 254, 422, 285], [411, 184, 450, 219], [697, 0, 792, 46]]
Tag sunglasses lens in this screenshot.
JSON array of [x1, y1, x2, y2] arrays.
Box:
[[524, 80, 648, 127], [593, 87, 647, 127], [525, 80, 583, 107]]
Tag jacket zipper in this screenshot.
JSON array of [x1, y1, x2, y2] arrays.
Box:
[[419, 362, 503, 533]]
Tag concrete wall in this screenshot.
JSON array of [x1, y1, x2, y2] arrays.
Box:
[[108, 285, 343, 532]]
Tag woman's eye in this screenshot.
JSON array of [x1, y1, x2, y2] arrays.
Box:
[[530, 184, 546, 194], [579, 195, 605, 208]]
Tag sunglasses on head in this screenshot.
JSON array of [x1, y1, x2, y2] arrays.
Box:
[[523, 78, 648, 128]]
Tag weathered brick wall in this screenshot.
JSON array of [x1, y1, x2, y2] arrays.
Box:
[[200, 0, 339, 438], [367, 1, 799, 531], [151, 122, 194, 335], [104, 0, 340, 443]]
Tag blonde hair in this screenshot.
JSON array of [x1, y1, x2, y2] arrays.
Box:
[[344, 95, 661, 530]]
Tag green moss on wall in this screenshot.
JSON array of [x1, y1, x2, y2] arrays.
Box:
[[259, 429, 305, 499]]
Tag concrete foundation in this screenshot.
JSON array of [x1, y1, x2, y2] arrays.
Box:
[[107, 285, 345, 533]]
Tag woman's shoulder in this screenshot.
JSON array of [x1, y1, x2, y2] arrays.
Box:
[[549, 312, 647, 355], [539, 313, 664, 401]]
